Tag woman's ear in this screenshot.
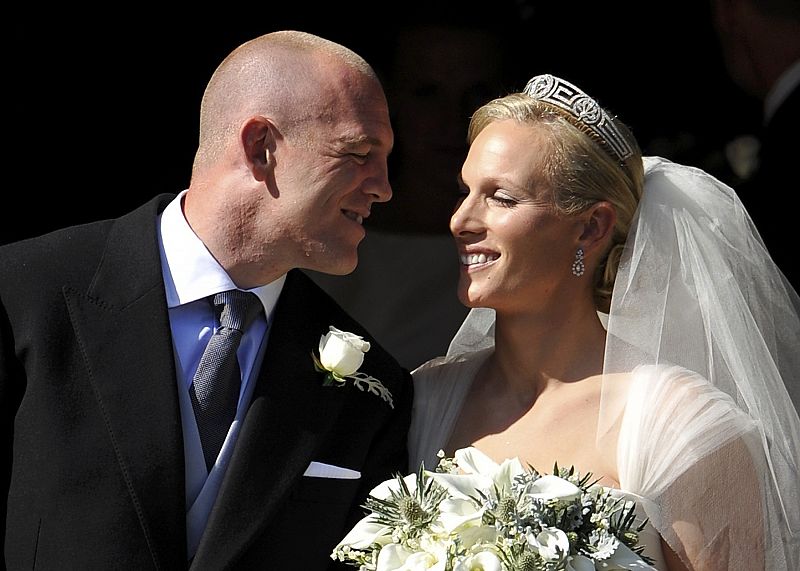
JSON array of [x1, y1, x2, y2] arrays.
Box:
[[241, 116, 276, 182], [579, 201, 617, 255]]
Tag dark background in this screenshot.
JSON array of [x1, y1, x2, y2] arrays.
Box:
[[6, 2, 761, 245]]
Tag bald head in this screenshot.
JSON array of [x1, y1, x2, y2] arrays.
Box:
[[193, 30, 380, 173]]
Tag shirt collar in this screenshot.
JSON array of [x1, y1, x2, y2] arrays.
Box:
[[158, 190, 286, 320]]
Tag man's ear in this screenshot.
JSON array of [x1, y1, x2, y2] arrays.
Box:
[[578, 201, 617, 255], [241, 116, 276, 182]]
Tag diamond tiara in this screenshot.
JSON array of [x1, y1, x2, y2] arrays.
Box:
[[523, 74, 634, 162]]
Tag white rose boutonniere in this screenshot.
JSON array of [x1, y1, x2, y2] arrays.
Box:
[[312, 326, 394, 408]]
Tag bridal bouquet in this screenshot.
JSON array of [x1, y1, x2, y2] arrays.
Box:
[[332, 447, 655, 570]]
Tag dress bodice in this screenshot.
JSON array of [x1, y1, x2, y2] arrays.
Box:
[[409, 351, 764, 570], [408, 347, 490, 470]]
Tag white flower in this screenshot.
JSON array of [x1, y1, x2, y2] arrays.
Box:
[[318, 326, 370, 377], [334, 514, 393, 551], [375, 543, 415, 570], [432, 498, 484, 534], [370, 472, 419, 499], [313, 325, 394, 407], [429, 447, 526, 500], [529, 474, 582, 503], [528, 527, 570, 563], [377, 537, 449, 571], [334, 473, 418, 551], [453, 549, 504, 571], [453, 525, 498, 551]]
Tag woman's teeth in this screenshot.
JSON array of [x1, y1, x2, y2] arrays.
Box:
[[460, 253, 499, 266]]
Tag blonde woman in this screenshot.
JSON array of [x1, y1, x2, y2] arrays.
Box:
[[410, 74, 800, 570]]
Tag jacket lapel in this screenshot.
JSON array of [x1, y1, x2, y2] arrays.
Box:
[[193, 270, 348, 567], [64, 195, 186, 567]]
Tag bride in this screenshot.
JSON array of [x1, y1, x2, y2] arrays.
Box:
[[409, 74, 800, 570]]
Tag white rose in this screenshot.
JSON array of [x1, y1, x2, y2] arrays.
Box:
[[318, 326, 371, 377]]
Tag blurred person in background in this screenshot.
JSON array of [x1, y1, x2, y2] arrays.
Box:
[[710, 0, 800, 289]]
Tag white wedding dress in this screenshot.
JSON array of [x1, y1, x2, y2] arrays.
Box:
[[409, 347, 769, 570]]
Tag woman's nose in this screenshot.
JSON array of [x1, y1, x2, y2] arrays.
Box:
[[450, 194, 482, 237]]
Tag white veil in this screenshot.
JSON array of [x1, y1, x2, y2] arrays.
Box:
[[445, 156, 800, 569]]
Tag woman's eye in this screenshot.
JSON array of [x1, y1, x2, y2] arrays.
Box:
[[490, 194, 517, 207]]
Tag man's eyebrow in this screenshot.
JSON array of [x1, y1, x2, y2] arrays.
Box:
[[338, 134, 383, 147], [337, 135, 394, 156]]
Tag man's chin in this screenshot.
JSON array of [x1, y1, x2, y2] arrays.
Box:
[[306, 254, 358, 276]]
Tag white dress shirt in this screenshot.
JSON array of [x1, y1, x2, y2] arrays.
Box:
[[158, 190, 286, 558]]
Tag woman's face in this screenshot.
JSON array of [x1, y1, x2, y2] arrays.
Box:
[[451, 119, 582, 313]]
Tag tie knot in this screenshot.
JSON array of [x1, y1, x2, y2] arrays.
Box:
[[212, 290, 262, 332]]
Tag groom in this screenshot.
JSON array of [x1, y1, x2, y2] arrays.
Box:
[[1, 31, 411, 570]]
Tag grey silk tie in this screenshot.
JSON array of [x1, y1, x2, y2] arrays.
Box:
[[190, 289, 262, 471]]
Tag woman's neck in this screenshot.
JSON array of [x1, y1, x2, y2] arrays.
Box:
[[489, 304, 607, 396]]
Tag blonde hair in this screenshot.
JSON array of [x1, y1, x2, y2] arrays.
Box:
[[468, 93, 644, 312]]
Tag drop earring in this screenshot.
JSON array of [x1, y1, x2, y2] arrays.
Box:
[[571, 247, 585, 276]]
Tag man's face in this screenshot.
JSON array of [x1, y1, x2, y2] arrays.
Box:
[[270, 73, 394, 275]]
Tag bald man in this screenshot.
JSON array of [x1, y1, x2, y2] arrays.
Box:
[[1, 31, 411, 570]]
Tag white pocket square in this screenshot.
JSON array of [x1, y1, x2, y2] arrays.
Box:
[[303, 461, 361, 479]]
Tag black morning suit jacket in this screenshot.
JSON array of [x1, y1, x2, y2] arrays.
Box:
[[0, 194, 413, 570]]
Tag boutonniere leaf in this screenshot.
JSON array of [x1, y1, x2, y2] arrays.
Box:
[[312, 326, 394, 408]]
